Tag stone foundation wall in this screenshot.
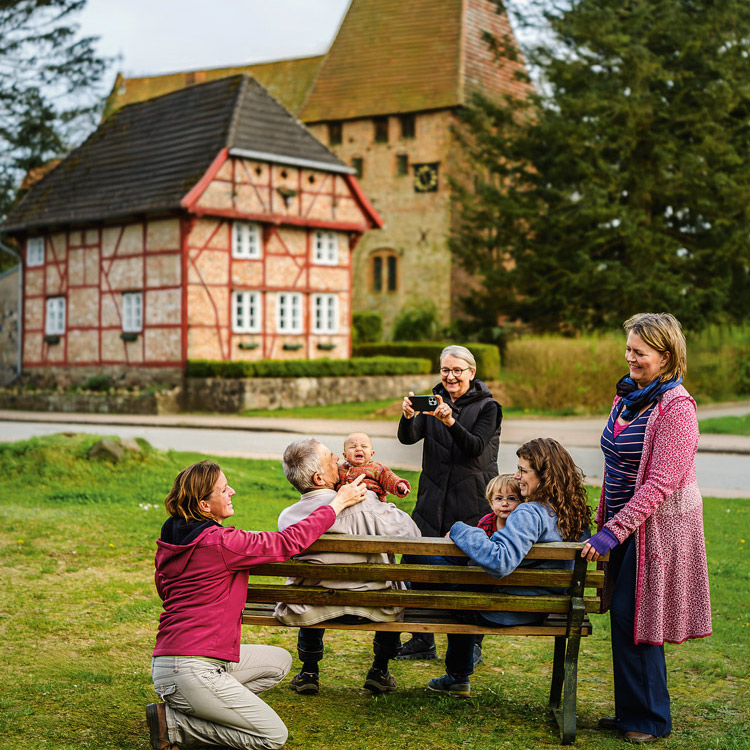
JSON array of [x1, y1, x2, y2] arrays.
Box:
[[184, 373, 437, 412], [18, 365, 184, 390]]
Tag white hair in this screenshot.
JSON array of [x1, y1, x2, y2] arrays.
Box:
[[283, 438, 324, 493], [440, 345, 476, 370]]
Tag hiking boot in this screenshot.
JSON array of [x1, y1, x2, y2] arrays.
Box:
[[290, 671, 319, 695], [363, 668, 397, 694], [473, 642, 483, 667], [146, 703, 178, 750], [395, 634, 437, 660], [427, 673, 471, 698]]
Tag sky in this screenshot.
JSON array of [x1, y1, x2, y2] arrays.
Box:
[[77, 0, 353, 87]]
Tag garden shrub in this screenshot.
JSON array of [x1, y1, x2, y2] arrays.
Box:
[[352, 311, 383, 347], [82, 374, 112, 392], [187, 356, 431, 379], [353, 342, 501, 380], [392, 301, 440, 341]]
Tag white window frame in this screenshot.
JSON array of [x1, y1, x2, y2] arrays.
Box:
[[232, 290, 262, 333], [277, 292, 303, 334], [232, 222, 263, 259], [45, 296, 66, 335], [122, 292, 143, 333], [27, 237, 44, 267], [313, 230, 339, 265], [312, 293, 338, 333]]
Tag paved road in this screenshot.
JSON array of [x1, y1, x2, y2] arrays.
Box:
[[1, 406, 749, 497]]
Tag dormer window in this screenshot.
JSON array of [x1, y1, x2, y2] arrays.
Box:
[[232, 222, 262, 259]]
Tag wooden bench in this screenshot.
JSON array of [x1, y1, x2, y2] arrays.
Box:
[[243, 534, 605, 745]]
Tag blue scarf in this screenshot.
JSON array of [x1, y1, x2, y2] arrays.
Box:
[[615, 374, 682, 422]]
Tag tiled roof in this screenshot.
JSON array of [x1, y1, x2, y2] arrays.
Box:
[[4, 75, 347, 232], [103, 55, 325, 118], [300, 0, 465, 122]]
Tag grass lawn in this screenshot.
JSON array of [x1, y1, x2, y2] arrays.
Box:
[[0, 433, 747, 750], [699, 415, 750, 436]]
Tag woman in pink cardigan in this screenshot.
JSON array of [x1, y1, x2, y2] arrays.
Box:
[[582, 312, 711, 745]]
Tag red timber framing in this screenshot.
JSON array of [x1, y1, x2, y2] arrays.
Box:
[[22, 220, 184, 369], [20, 153, 381, 375]]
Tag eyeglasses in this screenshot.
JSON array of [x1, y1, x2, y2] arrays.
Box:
[[440, 367, 472, 377]]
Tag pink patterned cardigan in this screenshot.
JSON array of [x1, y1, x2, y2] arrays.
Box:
[[597, 384, 712, 645]]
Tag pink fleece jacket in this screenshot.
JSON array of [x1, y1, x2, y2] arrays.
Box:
[[153, 504, 335, 662], [597, 385, 712, 645]]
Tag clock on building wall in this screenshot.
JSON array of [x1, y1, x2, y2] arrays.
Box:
[[412, 162, 439, 193]]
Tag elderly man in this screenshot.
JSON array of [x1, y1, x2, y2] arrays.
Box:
[[277, 438, 421, 695]]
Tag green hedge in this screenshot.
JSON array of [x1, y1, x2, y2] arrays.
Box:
[[187, 356, 431, 379], [352, 312, 383, 347], [353, 342, 501, 380]]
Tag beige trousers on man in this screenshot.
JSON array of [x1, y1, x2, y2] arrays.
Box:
[[151, 645, 292, 749]]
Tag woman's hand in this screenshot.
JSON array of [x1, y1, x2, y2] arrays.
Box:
[[330, 475, 368, 515], [580, 541, 602, 562], [402, 392, 416, 419], [425, 395, 455, 427]]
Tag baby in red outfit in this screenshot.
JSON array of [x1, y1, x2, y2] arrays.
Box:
[[337, 432, 410, 502]]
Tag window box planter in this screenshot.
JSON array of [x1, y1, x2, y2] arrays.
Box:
[[43, 335, 61, 345], [120, 331, 139, 342], [317, 343, 337, 351], [238, 342, 259, 350], [283, 343, 304, 351]]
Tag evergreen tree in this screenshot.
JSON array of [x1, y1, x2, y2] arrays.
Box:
[[451, 0, 750, 331], [0, 0, 109, 225]]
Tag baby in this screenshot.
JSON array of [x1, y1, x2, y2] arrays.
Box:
[[477, 473, 523, 537], [337, 432, 411, 502]]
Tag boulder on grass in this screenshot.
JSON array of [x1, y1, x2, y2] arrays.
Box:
[[88, 439, 125, 463]]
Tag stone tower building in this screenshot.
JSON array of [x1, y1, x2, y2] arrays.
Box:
[[105, 0, 531, 334]]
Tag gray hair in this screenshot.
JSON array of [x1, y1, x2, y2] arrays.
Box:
[[282, 438, 325, 493], [440, 345, 476, 370]]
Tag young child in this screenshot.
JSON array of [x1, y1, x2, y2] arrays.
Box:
[[337, 432, 411, 501], [477, 473, 523, 537]]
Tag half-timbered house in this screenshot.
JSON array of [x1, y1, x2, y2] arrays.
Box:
[[2, 75, 381, 386]]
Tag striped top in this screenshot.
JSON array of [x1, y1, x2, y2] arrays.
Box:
[[600, 403, 655, 519]]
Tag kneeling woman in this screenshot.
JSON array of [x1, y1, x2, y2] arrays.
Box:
[[428, 438, 591, 697], [148, 460, 367, 750]]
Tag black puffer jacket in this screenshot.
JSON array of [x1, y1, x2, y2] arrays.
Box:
[[398, 379, 502, 536]]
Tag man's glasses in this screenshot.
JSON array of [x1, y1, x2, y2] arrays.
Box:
[[440, 367, 472, 377]]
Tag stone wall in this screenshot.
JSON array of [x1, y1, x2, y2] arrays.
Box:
[[0, 385, 181, 415], [184, 373, 437, 412], [0, 265, 20, 385]]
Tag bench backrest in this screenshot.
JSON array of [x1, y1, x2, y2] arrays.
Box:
[[247, 535, 604, 615]]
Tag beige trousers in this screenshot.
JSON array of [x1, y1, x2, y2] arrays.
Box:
[[152, 645, 292, 749]]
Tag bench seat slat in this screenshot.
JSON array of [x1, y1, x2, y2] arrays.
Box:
[[245, 584, 601, 614], [241, 604, 593, 636], [249, 562, 604, 588]]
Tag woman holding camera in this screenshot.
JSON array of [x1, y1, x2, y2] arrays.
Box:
[[397, 344, 502, 659]]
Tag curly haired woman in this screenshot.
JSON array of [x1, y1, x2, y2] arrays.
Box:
[[426, 438, 592, 698]]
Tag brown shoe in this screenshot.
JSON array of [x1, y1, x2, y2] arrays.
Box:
[[146, 703, 178, 750], [598, 717, 619, 730], [623, 731, 664, 744]]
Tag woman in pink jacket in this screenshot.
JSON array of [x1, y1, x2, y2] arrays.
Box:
[[146, 460, 367, 750], [582, 313, 711, 744]]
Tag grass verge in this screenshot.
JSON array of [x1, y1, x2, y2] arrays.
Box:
[[0, 433, 747, 749], [699, 415, 750, 436]]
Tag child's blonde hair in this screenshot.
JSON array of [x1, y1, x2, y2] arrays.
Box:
[[485, 473, 521, 505]]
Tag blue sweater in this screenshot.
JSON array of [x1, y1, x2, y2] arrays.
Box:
[[450, 502, 579, 626]]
